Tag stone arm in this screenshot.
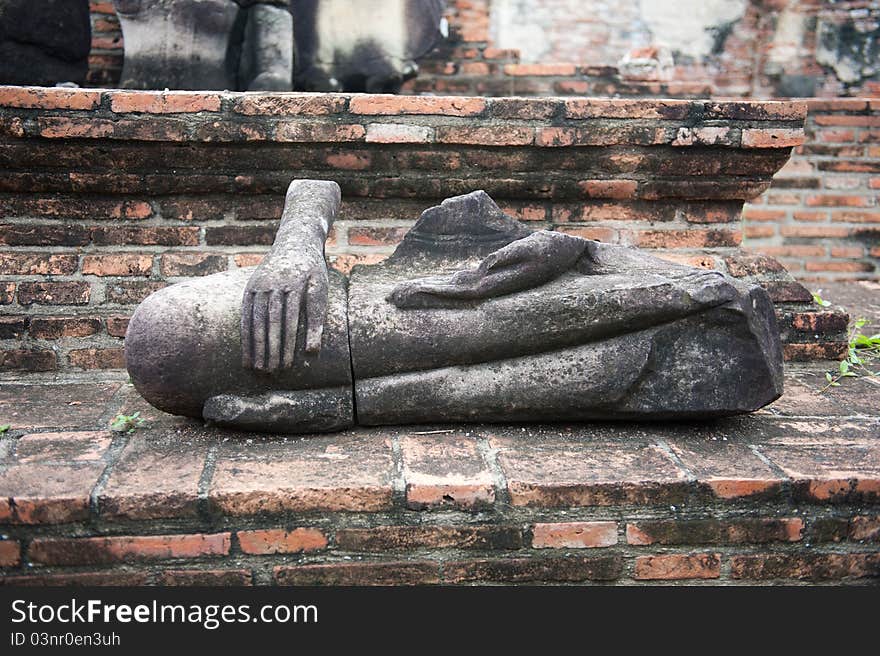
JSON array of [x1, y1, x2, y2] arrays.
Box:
[[241, 179, 339, 371], [389, 230, 589, 309]]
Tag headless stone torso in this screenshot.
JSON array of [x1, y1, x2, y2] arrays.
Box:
[[124, 181, 785, 434]]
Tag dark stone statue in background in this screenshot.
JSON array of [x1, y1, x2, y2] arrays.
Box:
[[114, 0, 295, 90], [0, 0, 91, 86], [126, 180, 785, 434], [112, 0, 444, 92], [292, 0, 446, 92]]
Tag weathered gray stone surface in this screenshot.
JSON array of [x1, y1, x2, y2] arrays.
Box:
[[126, 181, 784, 433], [292, 0, 445, 92], [0, 0, 91, 86], [114, 0, 294, 90]]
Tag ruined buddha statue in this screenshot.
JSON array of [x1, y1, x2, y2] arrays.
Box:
[[125, 180, 784, 433]]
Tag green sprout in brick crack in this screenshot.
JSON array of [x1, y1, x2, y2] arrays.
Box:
[[0, 425, 9, 435], [110, 412, 146, 434], [812, 292, 832, 308], [821, 317, 880, 393]]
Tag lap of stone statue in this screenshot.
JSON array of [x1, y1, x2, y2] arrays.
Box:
[[125, 179, 784, 434], [114, 0, 294, 90]]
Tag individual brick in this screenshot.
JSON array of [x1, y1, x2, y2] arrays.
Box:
[[349, 95, 486, 116], [0, 540, 21, 567], [110, 91, 222, 113], [0, 316, 27, 339], [67, 348, 125, 369], [14, 431, 112, 463], [0, 86, 102, 110], [532, 522, 618, 548], [0, 253, 78, 276], [91, 226, 200, 246], [29, 317, 102, 339], [82, 253, 153, 276], [274, 562, 440, 586], [0, 463, 105, 524], [578, 179, 637, 199], [365, 123, 433, 143], [237, 528, 329, 555], [741, 128, 805, 148], [0, 224, 91, 246], [730, 553, 880, 581], [633, 553, 721, 580], [434, 125, 533, 145], [0, 572, 149, 586], [104, 281, 167, 304], [626, 519, 803, 545], [490, 435, 689, 507], [275, 123, 365, 142], [335, 526, 522, 551], [156, 569, 253, 586], [401, 434, 495, 509], [29, 533, 232, 565], [850, 517, 880, 541], [347, 226, 409, 247], [161, 252, 228, 277], [0, 350, 56, 372], [444, 556, 622, 583], [233, 94, 347, 116], [504, 63, 577, 76], [99, 434, 210, 520], [756, 443, 880, 503], [666, 439, 784, 501], [17, 282, 90, 306], [564, 98, 691, 119], [209, 434, 394, 515]]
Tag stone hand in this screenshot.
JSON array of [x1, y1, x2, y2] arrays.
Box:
[[241, 246, 328, 371], [389, 230, 588, 309]]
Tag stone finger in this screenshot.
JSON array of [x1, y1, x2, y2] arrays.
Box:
[[266, 290, 285, 371], [252, 291, 269, 371], [241, 290, 255, 368], [282, 289, 302, 369]]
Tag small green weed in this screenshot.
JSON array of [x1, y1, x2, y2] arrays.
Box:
[[110, 412, 146, 434]]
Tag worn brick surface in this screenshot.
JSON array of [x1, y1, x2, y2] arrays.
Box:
[[666, 439, 785, 500], [0, 383, 119, 429], [532, 521, 618, 548], [626, 519, 803, 545], [210, 434, 394, 514], [730, 553, 880, 581], [99, 433, 210, 520], [401, 434, 495, 509], [238, 528, 328, 555], [336, 526, 523, 551], [274, 562, 440, 586], [0, 463, 105, 524], [12, 431, 112, 464], [490, 435, 689, 507], [0, 572, 150, 586], [156, 569, 253, 586], [29, 533, 231, 565], [633, 553, 721, 580], [444, 556, 623, 583], [757, 443, 880, 503]]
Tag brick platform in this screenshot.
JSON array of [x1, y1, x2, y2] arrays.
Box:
[[0, 363, 877, 585], [0, 281, 878, 586]]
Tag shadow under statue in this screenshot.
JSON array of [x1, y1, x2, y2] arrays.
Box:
[[125, 180, 784, 433]]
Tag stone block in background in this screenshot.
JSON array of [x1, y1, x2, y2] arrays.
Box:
[[0, 0, 91, 86]]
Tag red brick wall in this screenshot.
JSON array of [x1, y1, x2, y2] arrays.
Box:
[[744, 99, 880, 281]]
